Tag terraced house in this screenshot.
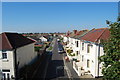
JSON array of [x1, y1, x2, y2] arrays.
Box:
[[63, 28, 110, 78], [0, 32, 37, 79]]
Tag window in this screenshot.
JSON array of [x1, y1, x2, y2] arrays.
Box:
[[82, 43, 84, 50], [82, 55, 84, 61], [87, 44, 90, 53], [76, 51, 79, 56], [3, 73, 5, 79], [2, 69, 10, 80], [87, 60, 90, 68], [76, 41, 79, 47], [2, 52, 7, 59], [7, 73, 10, 80], [2, 70, 10, 72]]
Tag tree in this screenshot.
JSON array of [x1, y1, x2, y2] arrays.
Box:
[[99, 19, 120, 80]]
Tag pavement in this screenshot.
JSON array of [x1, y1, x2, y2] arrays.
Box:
[[63, 59, 80, 79]]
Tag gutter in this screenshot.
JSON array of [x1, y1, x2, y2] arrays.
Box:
[[14, 47, 19, 80], [97, 43, 100, 77]]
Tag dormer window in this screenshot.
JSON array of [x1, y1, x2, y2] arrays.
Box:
[[2, 52, 7, 59]]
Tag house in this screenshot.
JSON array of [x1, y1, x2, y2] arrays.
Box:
[[70, 30, 89, 59], [72, 28, 110, 78], [27, 37, 43, 47], [63, 31, 70, 43], [64, 30, 88, 60], [39, 36, 48, 42], [0, 32, 37, 79]]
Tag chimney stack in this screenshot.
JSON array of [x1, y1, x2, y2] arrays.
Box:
[[73, 30, 77, 34]]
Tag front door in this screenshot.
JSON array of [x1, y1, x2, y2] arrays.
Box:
[[2, 70, 10, 80]]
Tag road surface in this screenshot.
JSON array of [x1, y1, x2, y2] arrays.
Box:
[[45, 38, 68, 80], [32, 38, 68, 80]]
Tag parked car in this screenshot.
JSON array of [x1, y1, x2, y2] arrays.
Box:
[[58, 48, 64, 54]]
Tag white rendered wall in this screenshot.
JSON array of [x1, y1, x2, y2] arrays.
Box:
[[16, 43, 36, 69], [40, 36, 47, 42], [0, 50, 15, 78], [0, 43, 37, 78], [80, 42, 104, 77], [63, 36, 68, 43]]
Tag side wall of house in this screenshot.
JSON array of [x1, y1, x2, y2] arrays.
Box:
[[40, 37, 47, 42], [16, 43, 37, 69], [99, 46, 104, 77]]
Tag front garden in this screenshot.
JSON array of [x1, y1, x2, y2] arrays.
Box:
[[66, 49, 75, 56]]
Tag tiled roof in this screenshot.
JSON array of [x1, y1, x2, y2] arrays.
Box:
[[81, 28, 110, 43], [0, 32, 35, 50], [72, 30, 89, 39], [69, 32, 75, 38], [66, 30, 89, 38]]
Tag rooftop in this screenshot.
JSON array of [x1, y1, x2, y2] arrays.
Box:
[[0, 32, 35, 50], [81, 28, 110, 43]]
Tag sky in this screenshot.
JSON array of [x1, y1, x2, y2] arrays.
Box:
[[2, 2, 118, 33], [1, 0, 120, 2], [0, 2, 2, 33]]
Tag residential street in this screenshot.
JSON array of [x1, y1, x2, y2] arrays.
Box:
[[45, 38, 68, 80], [1, 2, 119, 80], [32, 38, 68, 80]]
